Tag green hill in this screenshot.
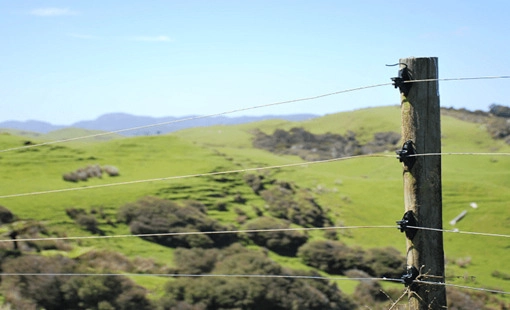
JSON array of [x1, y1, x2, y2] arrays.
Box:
[[0, 106, 509, 308]]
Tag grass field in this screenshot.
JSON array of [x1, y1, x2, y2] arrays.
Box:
[[0, 106, 509, 304]]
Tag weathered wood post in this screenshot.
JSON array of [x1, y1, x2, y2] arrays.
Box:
[[396, 57, 447, 309]]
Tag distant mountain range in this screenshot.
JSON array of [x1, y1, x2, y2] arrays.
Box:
[[0, 113, 318, 136]]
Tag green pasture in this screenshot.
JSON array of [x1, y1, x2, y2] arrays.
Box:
[[0, 106, 509, 303]]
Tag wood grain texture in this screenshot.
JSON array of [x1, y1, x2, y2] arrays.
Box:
[[399, 57, 447, 309]]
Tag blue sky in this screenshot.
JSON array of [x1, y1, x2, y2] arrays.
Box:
[[2, 1, 510, 124]]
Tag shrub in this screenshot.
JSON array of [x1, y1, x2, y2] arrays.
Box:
[[345, 269, 388, 306], [211, 200, 228, 211], [298, 242, 405, 278], [361, 247, 404, 278], [103, 165, 120, 176], [487, 117, 510, 142], [252, 127, 362, 160], [260, 181, 332, 227], [174, 248, 219, 274], [62, 275, 151, 310], [1, 254, 152, 310], [65, 207, 87, 219], [0, 205, 15, 224], [76, 214, 103, 235], [117, 197, 237, 248], [158, 247, 356, 310], [63, 172, 79, 183], [77, 250, 134, 273], [492, 270, 510, 281], [489, 104, 510, 118], [243, 173, 266, 194], [62, 164, 119, 183], [324, 229, 338, 240], [1, 255, 76, 309], [446, 287, 485, 310], [242, 217, 307, 256], [298, 240, 364, 275]]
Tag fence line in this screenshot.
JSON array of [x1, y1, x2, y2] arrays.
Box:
[[0, 153, 394, 199], [1, 224, 508, 244], [411, 152, 510, 157], [408, 226, 510, 239], [0, 272, 398, 282], [414, 280, 510, 295], [0, 225, 398, 243], [1, 75, 509, 155], [1, 272, 508, 295], [0, 82, 393, 154], [404, 75, 510, 84], [2, 75, 510, 303], [2, 150, 510, 200]]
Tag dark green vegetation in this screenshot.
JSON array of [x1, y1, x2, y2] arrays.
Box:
[[0, 106, 509, 309]]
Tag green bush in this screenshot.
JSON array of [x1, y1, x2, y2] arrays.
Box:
[[260, 181, 331, 227], [298, 241, 405, 278], [0, 205, 15, 224], [117, 196, 237, 248], [77, 250, 134, 273], [158, 247, 356, 310], [66, 207, 87, 220], [243, 173, 266, 194], [1, 254, 152, 310], [61, 275, 151, 310], [242, 217, 307, 256], [361, 247, 404, 278], [298, 240, 364, 275], [174, 248, 219, 274], [76, 214, 104, 235], [345, 269, 388, 307]]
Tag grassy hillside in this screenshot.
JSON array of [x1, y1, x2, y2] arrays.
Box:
[[173, 106, 510, 292], [0, 106, 509, 308]]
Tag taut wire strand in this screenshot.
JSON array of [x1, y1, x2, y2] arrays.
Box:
[[0, 82, 392, 154], [1, 224, 507, 244], [407, 225, 510, 238], [0, 154, 393, 199], [0, 225, 397, 243]]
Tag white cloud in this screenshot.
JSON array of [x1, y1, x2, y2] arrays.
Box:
[[30, 8, 78, 17], [129, 35, 172, 42]]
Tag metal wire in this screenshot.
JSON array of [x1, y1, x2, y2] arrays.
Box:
[[0, 225, 397, 243], [0, 82, 392, 154], [414, 280, 510, 295], [2, 74, 509, 154], [0, 153, 394, 199], [1, 272, 508, 295], [407, 225, 510, 239]]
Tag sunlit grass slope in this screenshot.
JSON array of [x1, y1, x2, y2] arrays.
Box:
[[173, 106, 510, 294], [0, 105, 509, 300]]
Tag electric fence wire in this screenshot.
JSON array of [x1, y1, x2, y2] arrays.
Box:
[[0, 273, 400, 283], [2, 151, 510, 200], [408, 225, 510, 239], [1, 74, 509, 155], [404, 75, 510, 84], [0, 272, 508, 296], [0, 82, 393, 154], [1, 76, 510, 299], [410, 152, 510, 157], [0, 153, 395, 199], [414, 280, 510, 296], [0, 225, 397, 243], [0, 224, 508, 245]]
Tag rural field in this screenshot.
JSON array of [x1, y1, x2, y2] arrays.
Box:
[[0, 105, 509, 309]]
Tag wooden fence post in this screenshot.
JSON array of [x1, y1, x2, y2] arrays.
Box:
[[397, 57, 447, 309]]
